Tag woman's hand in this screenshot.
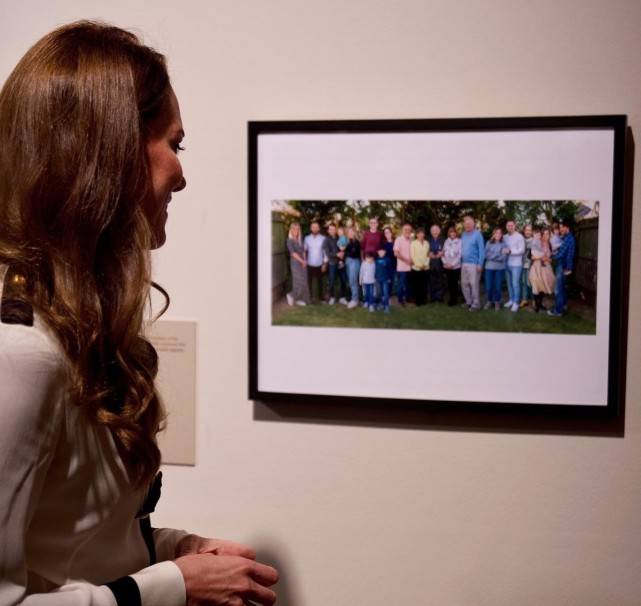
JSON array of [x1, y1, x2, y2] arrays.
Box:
[[176, 552, 279, 606], [176, 533, 257, 559]]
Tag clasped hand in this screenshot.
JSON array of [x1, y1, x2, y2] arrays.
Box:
[[175, 534, 279, 606]]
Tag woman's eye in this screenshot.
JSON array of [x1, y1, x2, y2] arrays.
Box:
[[172, 142, 186, 153]]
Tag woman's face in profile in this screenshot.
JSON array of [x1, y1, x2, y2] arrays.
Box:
[[144, 87, 187, 248]]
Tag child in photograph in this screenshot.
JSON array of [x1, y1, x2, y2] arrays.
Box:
[[551, 222, 562, 253], [442, 226, 462, 307], [427, 224, 445, 302], [359, 251, 377, 312], [483, 227, 509, 310], [410, 227, 430, 306], [375, 248, 391, 313]]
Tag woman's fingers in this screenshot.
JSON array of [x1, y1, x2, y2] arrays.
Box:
[[243, 578, 277, 605], [249, 560, 279, 586], [198, 539, 257, 560]]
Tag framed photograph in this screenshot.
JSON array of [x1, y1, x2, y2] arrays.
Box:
[[248, 115, 630, 418]]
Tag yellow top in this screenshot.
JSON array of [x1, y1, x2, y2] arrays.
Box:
[[410, 239, 430, 271]]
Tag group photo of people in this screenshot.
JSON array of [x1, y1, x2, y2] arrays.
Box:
[[271, 200, 598, 335]]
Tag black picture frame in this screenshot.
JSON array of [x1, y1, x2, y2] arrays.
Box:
[[248, 115, 631, 424]]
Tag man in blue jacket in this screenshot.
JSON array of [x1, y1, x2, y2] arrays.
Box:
[[548, 220, 576, 317]]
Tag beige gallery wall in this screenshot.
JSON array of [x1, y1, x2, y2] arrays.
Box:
[[2, 1, 641, 604]]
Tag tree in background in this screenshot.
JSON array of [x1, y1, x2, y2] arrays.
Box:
[[284, 199, 589, 237]]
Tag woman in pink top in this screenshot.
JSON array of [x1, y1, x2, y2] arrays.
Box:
[[393, 222, 413, 306]]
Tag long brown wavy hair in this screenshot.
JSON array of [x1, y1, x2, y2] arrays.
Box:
[[0, 21, 174, 488]]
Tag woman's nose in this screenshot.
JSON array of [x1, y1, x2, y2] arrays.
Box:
[[174, 175, 187, 192]]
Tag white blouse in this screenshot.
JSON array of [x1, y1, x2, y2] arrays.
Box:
[[0, 265, 188, 606]]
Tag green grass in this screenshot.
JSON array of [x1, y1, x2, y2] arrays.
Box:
[[272, 298, 596, 334]]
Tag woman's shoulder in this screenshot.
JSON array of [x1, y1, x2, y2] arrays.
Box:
[[0, 267, 67, 387], [0, 313, 67, 390]]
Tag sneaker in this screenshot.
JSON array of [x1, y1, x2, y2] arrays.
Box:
[[494, 303, 500, 311], [503, 300, 513, 308], [511, 303, 519, 312], [483, 302, 492, 310], [469, 306, 479, 312], [547, 310, 562, 317], [347, 300, 358, 309], [286, 293, 294, 306], [461, 303, 470, 309], [338, 297, 348, 305], [520, 300, 529, 308], [296, 300, 307, 306], [362, 302, 368, 308], [328, 297, 335, 305], [369, 305, 375, 312]]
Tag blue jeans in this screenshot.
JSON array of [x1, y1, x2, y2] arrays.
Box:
[[377, 279, 390, 308], [363, 283, 375, 307], [506, 265, 522, 304], [396, 271, 409, 303], [327, 263, 346, 299], [554, 265, 567, 313], [346, 257, 361, 303], [484, 268, 505, 304], [521, 265, 532, 301]]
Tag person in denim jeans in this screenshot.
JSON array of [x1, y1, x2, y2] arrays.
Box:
[[502, 220, 525, 312], [393, 222, 413, 306], [549, 221, 576, 317], [483, 227, 508, 310], [383, 226, 396, 299], [359, 252, 377, 311], [322, 223, 347, 305], [344, 226, 361, 309], [375, 248, 390, 313], [520, 224, 533, 308]]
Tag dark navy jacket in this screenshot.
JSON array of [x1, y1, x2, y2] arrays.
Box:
[[554, 232, 576, 271]]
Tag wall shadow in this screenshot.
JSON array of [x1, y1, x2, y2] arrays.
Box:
[[250, 536, 304, 606]]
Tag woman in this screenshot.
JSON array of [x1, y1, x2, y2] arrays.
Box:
[[382, 226, 396, 298], [344, 226, 362, 309], [0, 21, 278, 606], [285, 222, 310, 306], [410, 228, 429, 306], [483, 227, 508, 310], [529, 227, 556, 312], [442, 226, 462, 306]]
